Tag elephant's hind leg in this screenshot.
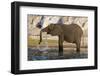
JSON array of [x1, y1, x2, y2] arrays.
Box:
[[59, 45, 63, 56], [76, 42, 81, 53], [58, 35, 64, 56]]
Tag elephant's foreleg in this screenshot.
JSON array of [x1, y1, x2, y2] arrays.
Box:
[[58, 35, 64, 56]]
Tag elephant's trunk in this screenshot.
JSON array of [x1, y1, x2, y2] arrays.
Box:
[[39, 27, 48, 44], [39, 30, 42, 44]]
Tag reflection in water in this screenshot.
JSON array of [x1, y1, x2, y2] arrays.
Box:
[[28, 47, 88, 61]]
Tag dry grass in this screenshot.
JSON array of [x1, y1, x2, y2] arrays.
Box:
[[28, 37, 58, 47], [28, 37, 87, 48]]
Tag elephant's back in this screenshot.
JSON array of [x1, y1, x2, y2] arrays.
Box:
[[63, 24, 83, 34], [62, 24, 83, 43]]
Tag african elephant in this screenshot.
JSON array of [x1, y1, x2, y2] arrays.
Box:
[[38, 23, 83, 56]]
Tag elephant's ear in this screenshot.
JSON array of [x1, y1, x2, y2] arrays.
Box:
[[49, 24, 63, 36], [55, 25, 63, 35], [48, 24, 55, 31]]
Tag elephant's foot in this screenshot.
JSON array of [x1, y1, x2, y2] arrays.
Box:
[[76, 43, 80, 54], [76, 49, 80, 54], [58, 46, 63, 56]]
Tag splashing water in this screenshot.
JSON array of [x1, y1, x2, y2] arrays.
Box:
[[37, 32, 49, 52]]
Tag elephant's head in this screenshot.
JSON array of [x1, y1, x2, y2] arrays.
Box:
[[39, 24, 63, 44]]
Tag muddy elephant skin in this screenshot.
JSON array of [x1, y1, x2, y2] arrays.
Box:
[[39, 23, 83, 56]]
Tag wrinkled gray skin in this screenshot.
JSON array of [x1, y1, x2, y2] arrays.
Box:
[[39, 24, 83, 56]]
